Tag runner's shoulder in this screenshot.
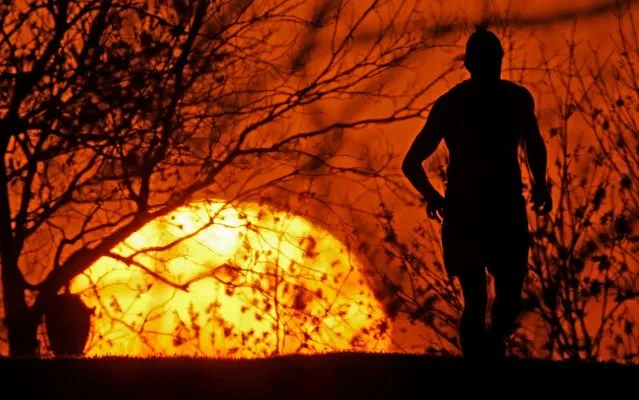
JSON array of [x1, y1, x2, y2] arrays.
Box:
[[433, 81, 471, 109], [500, 80, 534, 106]]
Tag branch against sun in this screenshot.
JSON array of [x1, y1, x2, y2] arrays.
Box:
[[70, 201, 392, 357], [0, 0, 456, 356]]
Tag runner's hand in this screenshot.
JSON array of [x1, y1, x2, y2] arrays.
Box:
[[425, 192, 446, 223], [531, 182, 552, 215]]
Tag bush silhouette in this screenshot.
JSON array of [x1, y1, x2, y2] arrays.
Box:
[[44, 294, 92, 356]]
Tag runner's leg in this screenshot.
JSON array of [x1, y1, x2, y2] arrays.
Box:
[[458, 265, 488, 360]]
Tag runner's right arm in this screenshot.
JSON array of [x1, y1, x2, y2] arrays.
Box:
[[402, 100, 446, 221]]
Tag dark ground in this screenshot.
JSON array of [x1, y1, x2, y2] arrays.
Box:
[[1, 352, 635, 399]]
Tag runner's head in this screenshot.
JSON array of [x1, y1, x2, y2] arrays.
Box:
[[464, 26, 504, 80]]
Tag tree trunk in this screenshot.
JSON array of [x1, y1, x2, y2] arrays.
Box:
[[1, 230, 40, 356], [0, 158, 39, 356], [4, 304, 39, 356]]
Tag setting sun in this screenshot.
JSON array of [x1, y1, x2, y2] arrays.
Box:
[[70, 201, 391, 357]]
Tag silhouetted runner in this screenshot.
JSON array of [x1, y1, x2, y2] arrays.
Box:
[[402, 27, 552, 361]]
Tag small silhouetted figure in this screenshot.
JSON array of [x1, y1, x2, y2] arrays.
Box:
[[402, 27, 552, 361], [45, 294, 93, 356]]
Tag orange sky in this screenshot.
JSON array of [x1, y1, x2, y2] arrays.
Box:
[[2, 0, 638, 358]]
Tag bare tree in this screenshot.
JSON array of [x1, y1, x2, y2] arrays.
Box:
[[525, 7, 639, 361], [0, 0, 457, 356]]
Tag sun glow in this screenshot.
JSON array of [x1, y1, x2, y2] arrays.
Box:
[[70, 200, 391, 357]]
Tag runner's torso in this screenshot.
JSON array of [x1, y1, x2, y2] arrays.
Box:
[[435, 79, 530, 208]]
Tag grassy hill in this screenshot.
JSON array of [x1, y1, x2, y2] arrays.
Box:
[[1, 352, 635, 398]]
